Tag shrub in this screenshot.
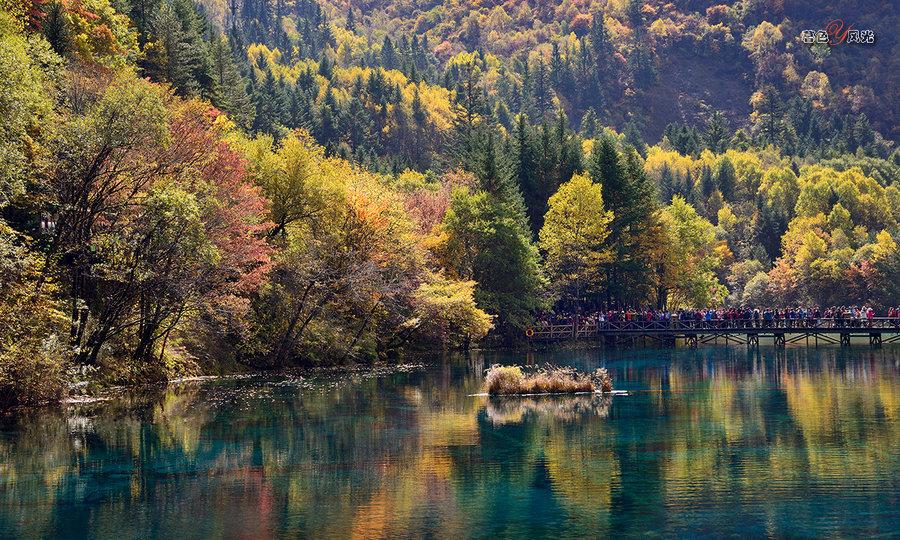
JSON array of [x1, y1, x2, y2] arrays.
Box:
[[0, 222, 70, 409], [484, 365, 525, 394], [0, 344, 68, 408]]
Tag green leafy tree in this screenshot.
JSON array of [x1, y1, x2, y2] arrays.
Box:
[[0, 12, 58, 206], [411, 272, 493, 347], [441, 178, 545, 335], [656, 196, 727, 307]]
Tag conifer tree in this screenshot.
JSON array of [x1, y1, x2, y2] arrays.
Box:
[[623, 119, 646, 156], [532, 59, 552, 119], [443, 131, 544, 334], [345, 7, 355, 31], [42, 1, 70, 55], [144, 0, 212, 97], [209, 34, 255, 129], [317, 54, 333, 78], [536, 120, 559, 227], [589, 137, 659, 305], [252, 69, 288, 135], [716, 157, 737, 202], [450, 63, 488, 171], [494, 101, 512, 130], [411, 86, 427, 126], [699, 164, 715, 199], [704, 111, 730, 153], [513, 114, 542, 234], [589, 9, 612, 109], [658, 162, 675, 203], [580, 108, 599, 138], [555, 110, 581, 188], [381, 36, 396, 70]]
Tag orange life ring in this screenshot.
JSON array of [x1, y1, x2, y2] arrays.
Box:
[[525, 327, 535, 337]]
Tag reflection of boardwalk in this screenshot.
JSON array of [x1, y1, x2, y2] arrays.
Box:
[[528, 318, 900, 347]]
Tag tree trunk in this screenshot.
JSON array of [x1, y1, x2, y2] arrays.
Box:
[[77, 326, 110, 365]]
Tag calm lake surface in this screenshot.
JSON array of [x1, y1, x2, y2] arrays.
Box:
[[1, 346, 898, 539]]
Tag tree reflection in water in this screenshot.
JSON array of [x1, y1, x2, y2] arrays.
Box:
[[483, 394, 611, 425], [0, 347, 897, 538]]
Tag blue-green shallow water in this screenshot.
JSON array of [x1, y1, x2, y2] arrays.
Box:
[[1, 346, 898, 539]]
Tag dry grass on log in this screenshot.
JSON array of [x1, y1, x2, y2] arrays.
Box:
[[483, 364, 612, 395]]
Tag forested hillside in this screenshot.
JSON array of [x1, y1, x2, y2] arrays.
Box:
[[0, 0, 898, 407], [316, 0, 899, 142]]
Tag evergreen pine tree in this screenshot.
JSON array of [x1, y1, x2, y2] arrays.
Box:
[[381, 36, 396, 70], [536, 120, 559, 226], [532, 59, 552, 119], [513, 114, 541, 234], [704, 111, 730, 153], [494, 101, 512, 130], [716, 157, 737, 202], [555, 110, 581, 188], [623, 119, 646, 156], [580, 108, 599, 138], [699, 164, 715, 199], [209, 34, 256, 130], [450, 63, 488, 171], [131, 0, 162, 38], [589, 9, 612, 110], [682, 169, 696, 204], [42, 1, 70, 55], [658, 162, 675, 203], [318, 54, 333, 78], [346, 7, 355, 31], [145, 0, 212, 97], [445, 129, 544, 334], [550, 42, 563, 88], [589, 137, 658, 305], [411, 86, 427, 126], [252, 69, 288, 135]]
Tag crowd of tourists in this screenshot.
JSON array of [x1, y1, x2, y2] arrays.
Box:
[[536, 306, 900, 330]]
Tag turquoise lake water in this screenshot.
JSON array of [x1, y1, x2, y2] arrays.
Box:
[[1, 346, 898, 538]]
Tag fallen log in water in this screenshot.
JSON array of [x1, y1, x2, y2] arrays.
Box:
[[483, 364, 612, 395]]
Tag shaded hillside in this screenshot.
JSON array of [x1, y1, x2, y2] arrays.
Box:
[[627, 47, 754, 142]]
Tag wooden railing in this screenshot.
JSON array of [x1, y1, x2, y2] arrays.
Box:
[[527, 317, 900, 340]]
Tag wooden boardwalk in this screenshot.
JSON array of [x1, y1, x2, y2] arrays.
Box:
[[526, 318, 900, 347]]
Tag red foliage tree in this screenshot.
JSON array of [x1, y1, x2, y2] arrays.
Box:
[[166, 101, 274, 339]]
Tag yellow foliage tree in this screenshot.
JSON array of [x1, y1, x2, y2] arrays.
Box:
[[539, 173, 613, 305]]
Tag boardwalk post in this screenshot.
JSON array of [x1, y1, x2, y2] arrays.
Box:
[[774, 333, 785, 347]]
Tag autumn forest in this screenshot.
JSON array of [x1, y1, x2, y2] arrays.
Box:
[[1, 0, 898, 407]]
